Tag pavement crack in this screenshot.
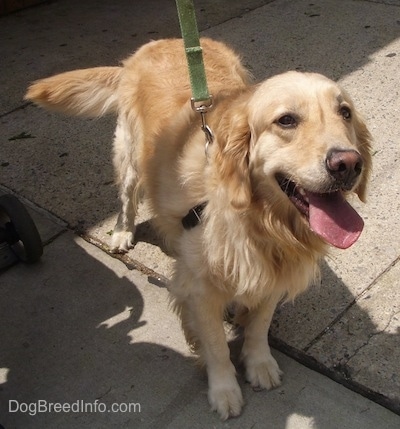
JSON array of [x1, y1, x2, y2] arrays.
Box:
[[95, 386, 112, 400], [304, 256, 400, 353], [80, 232, 170, 287], [0, 102, 33, 118], [345, 310, 397, 366]]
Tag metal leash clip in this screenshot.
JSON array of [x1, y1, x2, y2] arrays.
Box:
[[191, 97, 214, 156]]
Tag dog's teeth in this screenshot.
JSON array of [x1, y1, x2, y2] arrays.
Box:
[[299, 187, 309, 202]]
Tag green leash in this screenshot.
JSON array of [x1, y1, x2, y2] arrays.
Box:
[[176, 0, 212, 226], [175, 0, 214, 150], [175, 0, 212, 109]]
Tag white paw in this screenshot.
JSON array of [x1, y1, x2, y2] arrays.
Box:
[[208, 375, 244, 420], [110, 230, 135, 253], [245, 353, 283, 390]]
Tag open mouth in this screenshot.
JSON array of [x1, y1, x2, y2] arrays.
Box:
[[277, 176, 310, 218], [276, 174, 364, 249]]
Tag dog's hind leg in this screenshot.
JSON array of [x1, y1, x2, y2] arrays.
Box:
[[111, 172, 138, 253], [110, 115, 141, 253]]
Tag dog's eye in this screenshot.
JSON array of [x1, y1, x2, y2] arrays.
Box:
[[339, 106, 352, 120], [276, 115, 297, 128]]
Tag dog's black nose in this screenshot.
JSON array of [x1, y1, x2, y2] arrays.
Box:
[[326, 149, 363, 189]]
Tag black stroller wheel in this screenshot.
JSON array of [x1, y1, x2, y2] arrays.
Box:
[[0, 194, 43, 263]]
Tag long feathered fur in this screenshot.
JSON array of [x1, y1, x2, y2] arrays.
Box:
[[25, 37, 372, 420]]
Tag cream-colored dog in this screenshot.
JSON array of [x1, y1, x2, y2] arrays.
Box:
[[26, 38, 372, 419]]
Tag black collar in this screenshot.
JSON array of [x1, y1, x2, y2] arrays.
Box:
[[181, 202, 207, 230]]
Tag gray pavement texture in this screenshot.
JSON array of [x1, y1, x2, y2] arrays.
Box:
[[0, 0, 399, 427]]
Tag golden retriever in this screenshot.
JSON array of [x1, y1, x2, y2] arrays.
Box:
[[26, 38, 372, 419]]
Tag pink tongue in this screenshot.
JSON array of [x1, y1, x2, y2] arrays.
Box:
[[308, 191, 364, 249]]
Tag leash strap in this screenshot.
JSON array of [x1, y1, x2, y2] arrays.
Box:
[[175, 0, 212, 108], [176, 1, 211, 230]]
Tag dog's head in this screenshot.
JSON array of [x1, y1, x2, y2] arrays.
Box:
[[214, 71, 372, 249]]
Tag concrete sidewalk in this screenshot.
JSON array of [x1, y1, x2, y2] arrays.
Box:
[[0, 214, 398, 429], [0, 0, 399, 427]]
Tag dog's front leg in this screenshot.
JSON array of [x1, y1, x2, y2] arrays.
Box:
[[241, 292, 283, 390], [188, 289, 244, 420]]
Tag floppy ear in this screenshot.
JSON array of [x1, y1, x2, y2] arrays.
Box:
[[353, 110, 373, 202], [214, 109, 252, 209], [25, 66, 122, 117]]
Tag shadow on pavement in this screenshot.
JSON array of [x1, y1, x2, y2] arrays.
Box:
[[0, 233, 398, 429], [0, 234, 198, 428]]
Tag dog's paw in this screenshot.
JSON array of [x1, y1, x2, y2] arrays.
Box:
[[245, 354, 283, 390], [110, 230, 135, 253], [208, 376, 244, 420]]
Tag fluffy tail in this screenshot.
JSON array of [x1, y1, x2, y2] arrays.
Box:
[[25, 66, 122, 117]]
